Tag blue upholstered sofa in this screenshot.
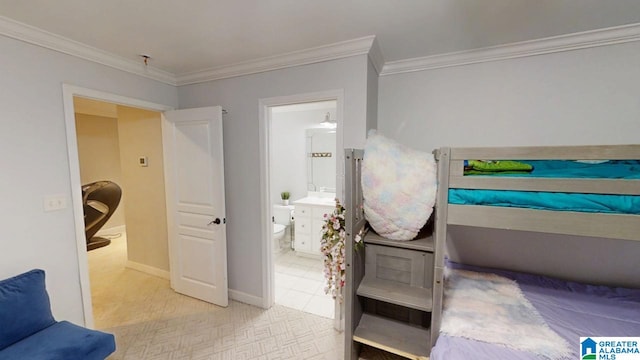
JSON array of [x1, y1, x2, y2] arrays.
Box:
[[0, 269, 115, 360]]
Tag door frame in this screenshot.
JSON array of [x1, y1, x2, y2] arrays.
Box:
[[62, 84, 174, 327], [258, 89, 344, 318]]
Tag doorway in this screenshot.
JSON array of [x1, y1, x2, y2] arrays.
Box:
[[269, 100, 337, 319], [63, 85, 175, 327], [64, 85, 229, 327], [259, 89, 344, 329], [73, 96, 171, 328]]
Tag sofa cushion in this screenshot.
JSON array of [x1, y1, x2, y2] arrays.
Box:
[[0, 321, 116, 360], [0, 269, 56, 349]]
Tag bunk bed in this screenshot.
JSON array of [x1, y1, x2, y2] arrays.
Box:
[[436, 146, 640, 242], [344, 144, 640, 360], [431, 145, 640, 360]]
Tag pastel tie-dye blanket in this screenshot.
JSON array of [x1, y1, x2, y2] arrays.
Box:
[[441, 268, 571, 359], [361, 131, 437, 240]]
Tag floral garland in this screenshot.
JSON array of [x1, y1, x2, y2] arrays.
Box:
[[320, 199, 364, 302]]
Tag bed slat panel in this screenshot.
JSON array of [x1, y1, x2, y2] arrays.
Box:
[[449, 177, 640, 195], [448, 204, 640, 242], [450, 144, 640, 161], [450, 160, 464, 176]]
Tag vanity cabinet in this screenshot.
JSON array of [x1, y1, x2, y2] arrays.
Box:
[[293, 201, 335, 256]]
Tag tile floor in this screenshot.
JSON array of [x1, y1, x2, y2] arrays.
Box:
[[274, 250, 335, 319]]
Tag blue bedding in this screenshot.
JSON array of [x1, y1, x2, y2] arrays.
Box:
[[449, 189, 640, 214], [450, 160, 640, 214]]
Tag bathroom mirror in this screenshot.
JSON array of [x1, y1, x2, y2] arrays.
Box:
[[306, 127, 336, 193]]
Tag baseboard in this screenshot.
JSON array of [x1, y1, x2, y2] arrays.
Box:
[[95, 225, 126, 237], [229, 289, 265, 308], [126, 260, 170, 280]]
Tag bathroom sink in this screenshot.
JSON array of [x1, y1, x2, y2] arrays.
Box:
[[293, 196, 336, 206], [314, 198, 337, 206]]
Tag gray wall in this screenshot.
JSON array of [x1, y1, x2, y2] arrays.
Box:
[[378, 42, 640, 150], [0, 35, 178, 324], [378, 41, 640, 287], [75, 114, 126, 229], [116, 106, 169, 272], [177, 55, 371, 299]]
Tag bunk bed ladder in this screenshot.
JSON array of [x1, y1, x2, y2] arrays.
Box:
[[345, 148, 448, 359]]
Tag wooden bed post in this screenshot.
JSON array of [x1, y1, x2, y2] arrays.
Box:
[[344, 149, 366, 360], [431, 147, 450, 348]]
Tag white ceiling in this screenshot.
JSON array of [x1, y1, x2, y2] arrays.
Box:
[[1, 0, 640, 77]]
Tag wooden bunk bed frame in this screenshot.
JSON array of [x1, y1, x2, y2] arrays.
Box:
[[344, 144, 640, 360], [437, 145, 640, 242]]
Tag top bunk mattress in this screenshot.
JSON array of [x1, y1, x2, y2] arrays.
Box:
[[467, 160, 640, 179], [449, 160, 640, 214], [430, 262, 640, 360]]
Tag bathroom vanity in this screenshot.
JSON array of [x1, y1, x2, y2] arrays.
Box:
[[293, 125, 337, 257], [293, 196, 336, 256]]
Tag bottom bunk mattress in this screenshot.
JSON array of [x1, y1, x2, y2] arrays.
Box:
[[431, 262, 640, 360]]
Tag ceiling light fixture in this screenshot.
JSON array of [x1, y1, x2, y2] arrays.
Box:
[[139, 54, 151, 66], [320, 112, 336, 128]]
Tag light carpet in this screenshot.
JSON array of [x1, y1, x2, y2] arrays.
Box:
[[90, 234, 403, 359]]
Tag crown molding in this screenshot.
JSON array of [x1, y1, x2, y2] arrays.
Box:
[[0, 13, 375, 87], [8, 9, 637, 85], [0, 15, 382, 86], [176, 36, 376, 86], [0, 15, 176, 85], [381, 22, 640, 76]]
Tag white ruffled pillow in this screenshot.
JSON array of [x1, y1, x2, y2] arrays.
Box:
[[361, 131, 437, 240]]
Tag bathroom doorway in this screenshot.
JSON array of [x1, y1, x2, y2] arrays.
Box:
[[262, 92, 343, 323]]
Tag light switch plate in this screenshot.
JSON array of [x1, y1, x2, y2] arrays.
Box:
[[43, 195, 67, 212]]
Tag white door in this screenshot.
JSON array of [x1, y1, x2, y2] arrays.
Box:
[[163, 106, 228, 306]]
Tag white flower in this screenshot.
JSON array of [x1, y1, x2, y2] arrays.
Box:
[[320, 199, 363, 303], [333, 220, 340, 230]]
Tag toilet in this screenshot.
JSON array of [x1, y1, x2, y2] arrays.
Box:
[[273, 223, 286, 251], [272, 204, 294, 252]]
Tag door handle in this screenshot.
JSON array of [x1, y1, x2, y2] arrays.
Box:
[[208, 218, 221, 225]]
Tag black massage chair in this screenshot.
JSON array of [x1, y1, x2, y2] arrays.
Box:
[[82, 181, 122, 251]]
